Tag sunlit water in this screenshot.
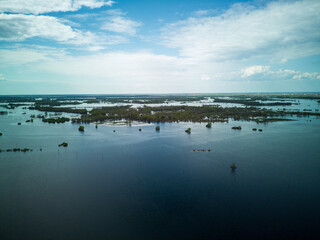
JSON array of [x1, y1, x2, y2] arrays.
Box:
[[0, 105, 320, 239]]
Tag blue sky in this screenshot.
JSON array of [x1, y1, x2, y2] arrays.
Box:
[[0, 0, 319, 94]]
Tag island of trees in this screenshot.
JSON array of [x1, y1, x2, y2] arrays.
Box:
[[1, 93, 319, 126]]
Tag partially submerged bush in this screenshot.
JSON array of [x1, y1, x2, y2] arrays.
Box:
[[206, 122, 212, 128], [230, 163, 237, 170], [78, 126, 85, 132], [58, 142, 68, 147], [155, 126, 160, 131], [185, 128, 191, 134], [232, 126, 241, 130]]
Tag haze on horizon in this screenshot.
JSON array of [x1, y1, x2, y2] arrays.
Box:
[[0, 0, 319, 94]]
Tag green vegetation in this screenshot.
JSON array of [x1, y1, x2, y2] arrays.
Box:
[[2, 94, 319, 125], [1, 93, 319, 105], [230, 163, 237, 170], [30, 105, 87, 114], [0, 132, 2, 136], [2, 103, 29, 109], [255, 118, 295, 123], [78, 126, 85, 132], [0, 148, 32, 153], [65, 105, 294, 124], [58, 142, 68, 147], [252, 128, 257, 131], [185, 128, 191, 134], [42, 117, 70, 124], [17, 123, 21, 125], [155, 126, 160, 131], [34, 99, 82, 107], [259, 129, 263, 132], [139, 128, 142, 131], [0, 111, 8, 115], [213, 98, 293, 106], [232, 126, 241, 130], [193, 149, 211, 152]]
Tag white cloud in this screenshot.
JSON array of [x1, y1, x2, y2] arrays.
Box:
[[40, 51, 184, 80], [162, 0, 320, 62], [193, 10, 210, 16], [241, 65, 270, 77], [201, 74, 211, 81], [293, 72, 320, 80], [0, 73, 6, 81], [0, 47, 319, 93], [0, 14, 78, 42], [102, 10, 142, 35], [0, 14, 125, 48], [0, 47, 66, 65], [240, 65, 320, 81], [0, 0, 115, 14]]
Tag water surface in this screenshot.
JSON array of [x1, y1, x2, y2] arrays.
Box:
[[0, 106, 320, 239]]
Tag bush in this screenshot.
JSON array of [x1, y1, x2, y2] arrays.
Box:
[[155, 126, 160, 131], [58, 142, 68, 147], [231, 126, 241, 130], [206, 122, 212, 128], [230, 163, 237, 170], [78, 126, 85, 132], [185, 128, 191, 133]]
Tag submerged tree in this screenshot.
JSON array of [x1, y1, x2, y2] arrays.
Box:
[[58, 142, 68, 147], [185, 128, 191, 134], [230, 163, 237, 170]]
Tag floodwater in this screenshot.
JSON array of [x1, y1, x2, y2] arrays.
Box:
[[0, 104, 320, 239]]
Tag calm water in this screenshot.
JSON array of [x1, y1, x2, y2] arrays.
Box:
[[0, 106, 320, 239]]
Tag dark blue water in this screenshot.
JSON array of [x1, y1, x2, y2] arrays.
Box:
[[0, 107, 320, 239]]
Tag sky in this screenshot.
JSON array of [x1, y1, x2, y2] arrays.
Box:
[[0, 0, 319, 94]]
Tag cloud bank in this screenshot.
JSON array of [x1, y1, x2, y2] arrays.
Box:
[[0, 0, 319, 93], [0, 0, 115, 14], [163, 0, 320, 62]]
